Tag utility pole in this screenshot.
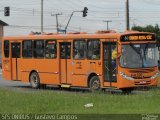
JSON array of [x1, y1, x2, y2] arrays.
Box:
[[103, 20, 112, 30], [41, 0, 43, 33], [51, 13, 62, 33], [33, 8, 34, 16], [126, 0, 130, 30]]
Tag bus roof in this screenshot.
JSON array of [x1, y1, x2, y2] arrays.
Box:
[[3, 33, 120, 40], [2, 31, 155, 41]]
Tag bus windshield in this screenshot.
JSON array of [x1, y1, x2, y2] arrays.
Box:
[[119, 43, 158, 68]]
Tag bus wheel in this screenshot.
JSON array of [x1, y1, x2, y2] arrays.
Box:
[[30, 72, 40, 89], [121, 88, 133, 94], [89, 76, 101, 92]]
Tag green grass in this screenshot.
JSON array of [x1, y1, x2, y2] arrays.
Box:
[[0, 77, 160, 114], [0, 87, 160, 114]]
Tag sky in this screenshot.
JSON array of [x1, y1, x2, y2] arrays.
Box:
[[1, 0, 160, 36]]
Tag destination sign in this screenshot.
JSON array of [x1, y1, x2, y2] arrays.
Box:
[[121, 34, 155, 42]]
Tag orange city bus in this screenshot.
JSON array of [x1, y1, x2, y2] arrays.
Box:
[[2, 31, 159, 93]]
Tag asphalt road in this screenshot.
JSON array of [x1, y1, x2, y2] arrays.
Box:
[[0, 71, 88, 93], [0, 72, 32, 91]]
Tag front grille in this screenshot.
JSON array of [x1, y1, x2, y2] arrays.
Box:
[[132, 76, 150, 79], [129, 68, 154, 73], [134, 80, 151, 85]]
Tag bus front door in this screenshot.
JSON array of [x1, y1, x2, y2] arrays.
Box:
[[11, 42, 21, 80], [59, 42, 72, 84], [103, 42, 117, 85]]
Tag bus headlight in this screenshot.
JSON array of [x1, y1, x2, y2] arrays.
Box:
[[120, 72, 134, 80], [150, 72, 159, 80]]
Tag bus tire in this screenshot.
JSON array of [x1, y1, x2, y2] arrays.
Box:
[[89, 76, 101, 92], [30, 72, 40, 89]]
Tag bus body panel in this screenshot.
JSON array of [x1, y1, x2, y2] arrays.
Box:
[[2, 58, 11, 80], [34, 59, 60, 84], [71, 59, 88, 87], [20, 59, 35, 82]]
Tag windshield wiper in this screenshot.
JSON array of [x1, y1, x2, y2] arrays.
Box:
[[144, 43, 149, 55], [141, 44, 150, 68]]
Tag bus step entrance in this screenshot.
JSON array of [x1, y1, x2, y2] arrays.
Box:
[[61, 84, 71, 88]]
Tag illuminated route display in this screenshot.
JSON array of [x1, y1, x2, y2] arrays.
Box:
[[121, 34, 156, 42]]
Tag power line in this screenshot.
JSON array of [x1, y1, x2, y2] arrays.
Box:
[[2, 0, 160, 34]]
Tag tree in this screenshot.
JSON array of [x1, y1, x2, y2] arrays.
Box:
[[132, 24, 160, 33], [132, 24, 160, 41]]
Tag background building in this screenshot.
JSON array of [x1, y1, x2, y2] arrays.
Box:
[[0, 20, 8, 38], [0, 20, 8, 61]]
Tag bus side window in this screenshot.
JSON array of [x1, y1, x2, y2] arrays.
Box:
[[45, 40, 57, 59], [4, 40, 10, 58], [22, 40, 32, 58], [34, 40, 44, 58], [87, 39, 100, 60], [73, 40, 85, 59]]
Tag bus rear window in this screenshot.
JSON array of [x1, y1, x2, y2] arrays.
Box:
[[4, 40, 10, 58]]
